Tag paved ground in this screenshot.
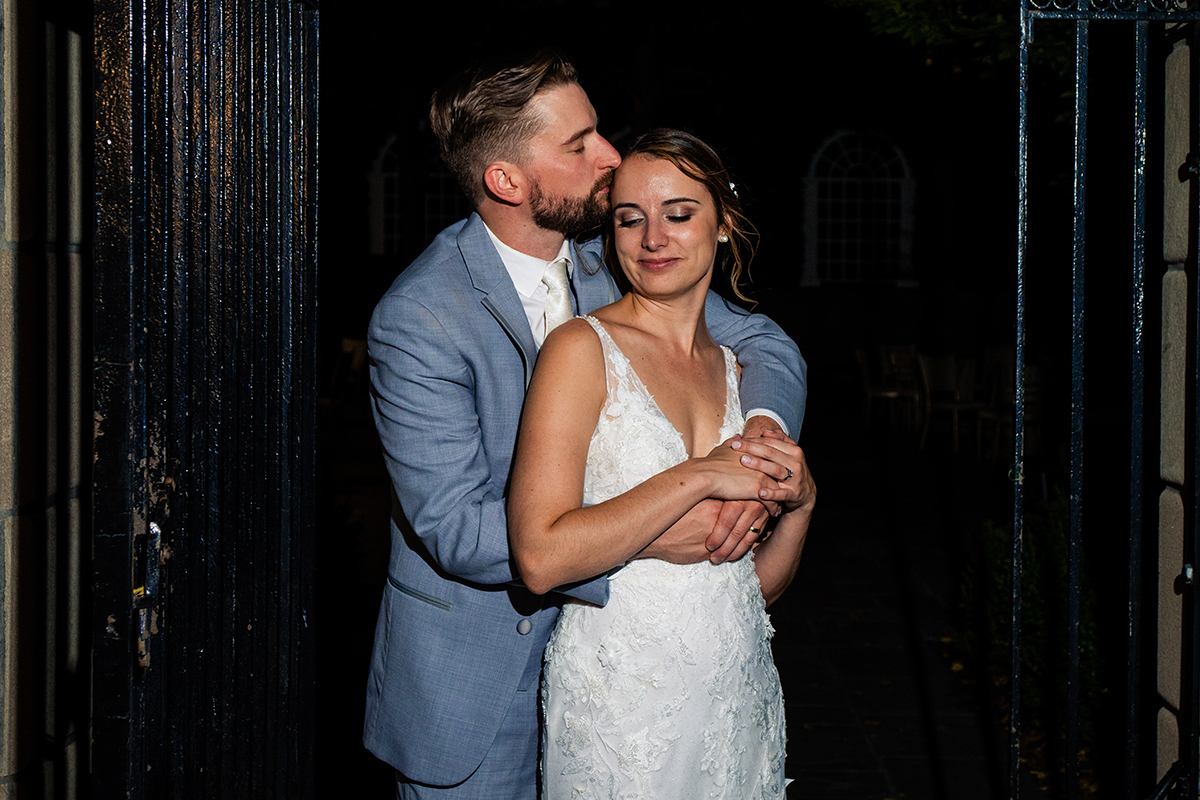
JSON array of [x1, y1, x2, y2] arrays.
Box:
[[772, 371, 1013, 799], [316, 365, 1023, 798]]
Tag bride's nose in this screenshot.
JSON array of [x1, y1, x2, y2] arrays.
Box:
[[642, 217, 667, 250]]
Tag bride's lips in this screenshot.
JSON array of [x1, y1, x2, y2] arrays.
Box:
[[638, 258, 679, 271]]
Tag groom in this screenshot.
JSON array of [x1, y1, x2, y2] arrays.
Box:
[[363, 50, 808, 798]]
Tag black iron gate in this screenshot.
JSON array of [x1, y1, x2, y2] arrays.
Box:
[[92, 1, 318, 797], [1015, 2, 1200, 798]]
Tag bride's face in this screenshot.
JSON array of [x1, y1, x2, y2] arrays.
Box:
[[610, 154, 727, 302]]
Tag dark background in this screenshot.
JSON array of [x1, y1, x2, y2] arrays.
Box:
[[316, 1, 1023, 361], [313, 3, 1148, 794]]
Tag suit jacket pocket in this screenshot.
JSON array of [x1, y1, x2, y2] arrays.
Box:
[[387, 574, 454, 611]]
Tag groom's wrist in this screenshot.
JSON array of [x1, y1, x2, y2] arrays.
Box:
[[743, 411, 786, 438]]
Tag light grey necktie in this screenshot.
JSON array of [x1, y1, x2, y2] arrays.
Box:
[[541, 257, 573, 340]]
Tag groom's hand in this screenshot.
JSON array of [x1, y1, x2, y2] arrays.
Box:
[[635, 499, 770, 566], [637, 500, 727, 564], [705, 500, 770, 564]]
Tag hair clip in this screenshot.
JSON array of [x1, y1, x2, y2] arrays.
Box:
[[728, 182, 739, 199]]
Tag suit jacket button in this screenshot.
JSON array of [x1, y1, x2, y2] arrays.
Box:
[[517, 619, 532, 635]]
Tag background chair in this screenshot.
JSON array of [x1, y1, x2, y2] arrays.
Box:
[[857, 345, 923, 432], [918, 354, 989, 454], [880, 345, 924, 432]]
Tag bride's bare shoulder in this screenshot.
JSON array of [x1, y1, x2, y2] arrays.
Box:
[[536, 319, 605, 380], [541, 317, 601, 353], [525, 319, 606, 421]]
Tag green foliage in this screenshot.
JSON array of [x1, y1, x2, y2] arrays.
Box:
[[825, 0, 1074, 82], [958, 490, 1106, 740], [836, 0, 1013, 56]]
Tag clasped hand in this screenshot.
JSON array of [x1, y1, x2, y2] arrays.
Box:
[[699, 431, 812, 513], [643, 432, 814, 566], [727, 430, 815, 514]]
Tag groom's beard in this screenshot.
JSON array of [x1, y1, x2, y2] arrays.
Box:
[[529, 174, 612, 237]]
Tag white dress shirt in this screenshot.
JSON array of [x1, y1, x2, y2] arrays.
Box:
[[484, 223, 573, 348]]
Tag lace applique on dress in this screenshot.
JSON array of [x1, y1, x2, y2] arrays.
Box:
[[541, 316, 787, 799]]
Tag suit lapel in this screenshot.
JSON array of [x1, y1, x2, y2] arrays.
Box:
[[457, 214, 539, 389]]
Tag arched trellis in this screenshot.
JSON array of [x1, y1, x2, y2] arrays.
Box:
[[801, 130, 915, 287], [368, 133, 401, 256]]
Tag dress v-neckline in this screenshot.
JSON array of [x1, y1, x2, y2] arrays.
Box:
[[584, 315, 736, 460]]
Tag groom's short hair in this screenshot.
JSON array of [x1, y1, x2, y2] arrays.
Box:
[[430, 50, 579, 206]]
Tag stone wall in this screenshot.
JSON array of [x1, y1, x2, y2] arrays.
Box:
[[1157, 27, 1192, 784]]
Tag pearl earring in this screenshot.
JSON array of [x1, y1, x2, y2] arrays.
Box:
[[718, 233, 729, 243]]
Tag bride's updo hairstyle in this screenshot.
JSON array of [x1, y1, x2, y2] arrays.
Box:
[[607, 128, 759, 304]]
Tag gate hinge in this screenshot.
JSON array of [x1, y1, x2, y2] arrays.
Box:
[[135, 522, 166, 670], [1179, 152, 1197, 182]]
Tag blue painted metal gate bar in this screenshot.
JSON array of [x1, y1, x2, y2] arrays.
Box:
[[92, 1, 319, 796], [1066, 21, 1088, 800], [1128, 18, 1149, 800], [1016, 3, 1200, 798]]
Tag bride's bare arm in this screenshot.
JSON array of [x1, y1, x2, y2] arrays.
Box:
[[508, 319, 778, 596], [729, 431, 817, 606]]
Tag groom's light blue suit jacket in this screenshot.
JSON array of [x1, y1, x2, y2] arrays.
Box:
[[363, 213, 806, 786]]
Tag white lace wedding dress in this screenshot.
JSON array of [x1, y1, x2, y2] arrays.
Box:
[[541, 316, 787, 799]]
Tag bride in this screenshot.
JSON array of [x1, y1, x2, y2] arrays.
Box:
[[508, 129, 815, 798]]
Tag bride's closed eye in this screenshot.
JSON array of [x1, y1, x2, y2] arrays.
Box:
[[664, 203, 701, 223]]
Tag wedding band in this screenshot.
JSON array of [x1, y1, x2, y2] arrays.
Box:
[[748, 526, 762, 535], [784, 468, 794, 481]]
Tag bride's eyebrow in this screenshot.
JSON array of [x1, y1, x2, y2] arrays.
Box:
[[613, 197, 703, 211]]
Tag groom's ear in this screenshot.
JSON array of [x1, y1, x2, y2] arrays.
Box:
[[483, 161, 526, 206]]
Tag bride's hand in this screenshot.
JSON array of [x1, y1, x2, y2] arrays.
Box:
[[697, 438, 779, 502], [730, 431, 816, 514]]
